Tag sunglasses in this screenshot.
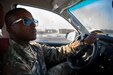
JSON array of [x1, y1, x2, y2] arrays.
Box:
[[11, 18, 38, 26]]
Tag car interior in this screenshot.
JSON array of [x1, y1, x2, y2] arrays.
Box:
[[0, 0, 113, 75]]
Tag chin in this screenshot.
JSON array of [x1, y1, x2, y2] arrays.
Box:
[[30, 37, 36, 41]]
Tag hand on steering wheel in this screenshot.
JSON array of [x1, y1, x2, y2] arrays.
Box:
[[83, 32, 97, 45], [67, 32, 99, 70]]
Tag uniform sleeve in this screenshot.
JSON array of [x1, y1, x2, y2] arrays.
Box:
[[39, 41, 81, 64]]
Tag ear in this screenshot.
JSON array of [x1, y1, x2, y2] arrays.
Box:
[[7, 27, 11, 33], [7, 26, 15, 34]]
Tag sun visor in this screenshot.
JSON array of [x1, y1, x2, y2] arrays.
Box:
[[51, 0, 81, 14]]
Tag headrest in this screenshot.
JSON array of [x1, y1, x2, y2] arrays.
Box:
[[0, 4, 4, 29]]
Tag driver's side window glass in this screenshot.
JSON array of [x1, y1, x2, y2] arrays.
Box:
[[17, 5, 77, 44]]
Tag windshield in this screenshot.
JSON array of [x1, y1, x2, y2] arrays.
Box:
[[69, 0, 113, 36]]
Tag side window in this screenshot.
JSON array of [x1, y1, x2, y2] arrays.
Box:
[[17, 5, 76, 45]]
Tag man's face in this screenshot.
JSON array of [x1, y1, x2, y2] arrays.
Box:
[[10, 10, 37, 41]]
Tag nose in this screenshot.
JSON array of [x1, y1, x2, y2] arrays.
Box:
[[31, 21, 37, 27], [30, 19, 38, 27]]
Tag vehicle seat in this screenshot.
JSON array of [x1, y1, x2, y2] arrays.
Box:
[[0, 3, 9, 55], [0, 3, 9, 74]]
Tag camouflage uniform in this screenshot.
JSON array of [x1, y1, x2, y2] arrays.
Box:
[[2, 40, 79, 75]]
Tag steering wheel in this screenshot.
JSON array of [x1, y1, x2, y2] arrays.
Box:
[[67, 38, 99, 70]]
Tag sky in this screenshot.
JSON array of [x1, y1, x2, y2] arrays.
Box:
[[17, 5, 75, 30]]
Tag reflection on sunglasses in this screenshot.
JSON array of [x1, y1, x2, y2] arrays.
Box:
[[11, 18, 38, 26]]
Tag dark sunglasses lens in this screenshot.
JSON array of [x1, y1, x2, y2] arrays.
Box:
[[23, 19, 32, 26], [23, 19, 38, 26]]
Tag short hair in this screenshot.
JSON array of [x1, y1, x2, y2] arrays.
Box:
[[5, 8, 29, 28]]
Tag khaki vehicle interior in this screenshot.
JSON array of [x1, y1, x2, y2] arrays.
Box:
[[0, 0, 113, 75]]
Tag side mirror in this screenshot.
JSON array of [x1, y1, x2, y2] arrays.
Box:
[[66, 31, 77, 42]]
